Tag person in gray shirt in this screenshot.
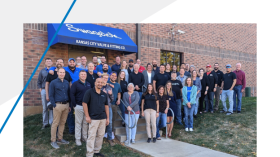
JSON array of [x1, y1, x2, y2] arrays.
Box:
[[37, 58, 53, 129]]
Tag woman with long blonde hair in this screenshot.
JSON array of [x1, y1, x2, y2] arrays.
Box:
[[164, 81, 177, 137]]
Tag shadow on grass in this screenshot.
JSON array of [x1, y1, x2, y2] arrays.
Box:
[[170, 97, 257, 157], [24, 114, 147, 157]]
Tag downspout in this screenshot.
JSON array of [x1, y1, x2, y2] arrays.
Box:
[[136, 23, 141, 60]]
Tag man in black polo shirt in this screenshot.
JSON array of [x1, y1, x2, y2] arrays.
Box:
[[170, 72, 183, 125], [204, 65, 218, 113], [70, 70, 91, 146], [153, 65, 171, 93], [220, 64, 236, 115], [49, 68, 71, 149], [83, 78, 109, 157], [86, 62, 98, 88], [213, 63, 224, 111]]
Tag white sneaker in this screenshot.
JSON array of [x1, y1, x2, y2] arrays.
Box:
[[189, 128, 193, 132], [76, 139, 82, 146], [185, 128, 189, 132]]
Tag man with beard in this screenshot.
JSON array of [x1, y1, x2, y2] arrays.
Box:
[[106, 72, 122, 146], [86, 62, 98, 88], [38, 58, 53, 129], [152, 59, 159, 74], [78, 55, 88, 70], [96, 63, 110, 80], [213, 63, 224, 111], [95, 56, 112, 74], [92, 55, 99, 70], [128, 59, 134, 74], [204, 65, 218, 113]]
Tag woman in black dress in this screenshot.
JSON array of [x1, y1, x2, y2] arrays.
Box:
[[165, 81, 177, 137], [198, 68, 209, 114]]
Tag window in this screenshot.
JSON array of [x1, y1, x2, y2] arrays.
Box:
[[160, 50, 181, 71]]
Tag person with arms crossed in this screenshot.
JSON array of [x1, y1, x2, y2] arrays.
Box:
[[213, 63, 224, 111], [49, 68, 71, 149], [198, 68, 209, 114], [70, 70, 92, 146], [37, 58, 53, 129], [220, 64, 236, 115], [153, 64, 171, 93], [233, 63, 246, 113], [182, 77, 197, 132], [170, 72, 183, 125], [83, 78, 109, 157]]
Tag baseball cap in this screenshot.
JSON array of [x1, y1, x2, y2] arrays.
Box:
[[226, 64, 232, 68], [129, 59, 134, 63], [206, 65, 211, 68], [68, 58, 75, 62]]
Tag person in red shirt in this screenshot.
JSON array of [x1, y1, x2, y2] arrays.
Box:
[[92, 55, 99, 70], [233, 63, 246, 113], [137, 59, 146, 73]]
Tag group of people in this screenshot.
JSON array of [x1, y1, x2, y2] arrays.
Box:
[[37, 55, 246, 157]]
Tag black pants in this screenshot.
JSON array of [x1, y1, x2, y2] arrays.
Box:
[[199, 91, 206, 112]]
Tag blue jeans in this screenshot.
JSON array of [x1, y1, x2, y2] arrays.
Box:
[[138, 92, 143, 109], [156, 112, 167, 138], [125, 114, 139, 140], [41, 89, 53, 126], [67, 106, 75, 133], [176, 99, 182, 124], [106, 107, 113, 140], [193, 97, 199, 115], [222, 90, 234, 113], [183, 105, 195, 129], [119, 102, 125, 122], [233, 85, 243, 111], [205, 92, 214, 112]]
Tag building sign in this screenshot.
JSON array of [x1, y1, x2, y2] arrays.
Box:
[[47, 23, 137, 53]]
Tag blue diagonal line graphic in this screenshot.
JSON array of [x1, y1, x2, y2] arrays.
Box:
[[0, 0, 77, 134]]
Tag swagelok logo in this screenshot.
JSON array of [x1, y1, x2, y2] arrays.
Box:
[[66, 24, 122, 39]]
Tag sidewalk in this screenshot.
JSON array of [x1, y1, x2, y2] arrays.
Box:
[[127, 138, 237, 157]]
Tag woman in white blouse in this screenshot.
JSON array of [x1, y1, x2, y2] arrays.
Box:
[[142, 63, 155, 93]]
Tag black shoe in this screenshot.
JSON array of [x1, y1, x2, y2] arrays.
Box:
[[193, 115, 197, 118], [153, 138, 156, 143], [69, 132, 75, 135], [122, 122, 125, 127], [237, 111, 241, 114], [94, 153, 105, 157], [41, 125, 46, 130], [147, 138, 151, 143]]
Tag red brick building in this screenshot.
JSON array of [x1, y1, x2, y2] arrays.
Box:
[[23, 23, 256, 116]]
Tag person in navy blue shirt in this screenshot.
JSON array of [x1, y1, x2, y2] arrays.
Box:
[[95, 56, 112, 74], [49, 68, 71, 149], [152, 60, 160, 74], [111, 56, 121, 75], [70, 70, 92, 146]]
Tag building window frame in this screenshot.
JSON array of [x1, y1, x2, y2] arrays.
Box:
[[160, 50, 182, 71]]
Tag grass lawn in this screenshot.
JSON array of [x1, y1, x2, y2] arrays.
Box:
[[24, 114, 149, 157], [168, 97, 257, 157]]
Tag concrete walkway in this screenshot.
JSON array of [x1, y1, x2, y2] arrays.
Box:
[[127, 138, 237, 157]]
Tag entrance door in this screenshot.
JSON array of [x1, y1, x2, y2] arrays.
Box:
[[68, 45, 107, 65]]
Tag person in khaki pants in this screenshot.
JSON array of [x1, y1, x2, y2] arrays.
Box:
[[49, 68, 71, 149], [70, 70, 92, 146], [83, 78, 109, 157], [141, 83, 159, 143]]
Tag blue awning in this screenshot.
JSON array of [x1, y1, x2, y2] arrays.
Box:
[[47, 23, 137, 53]]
